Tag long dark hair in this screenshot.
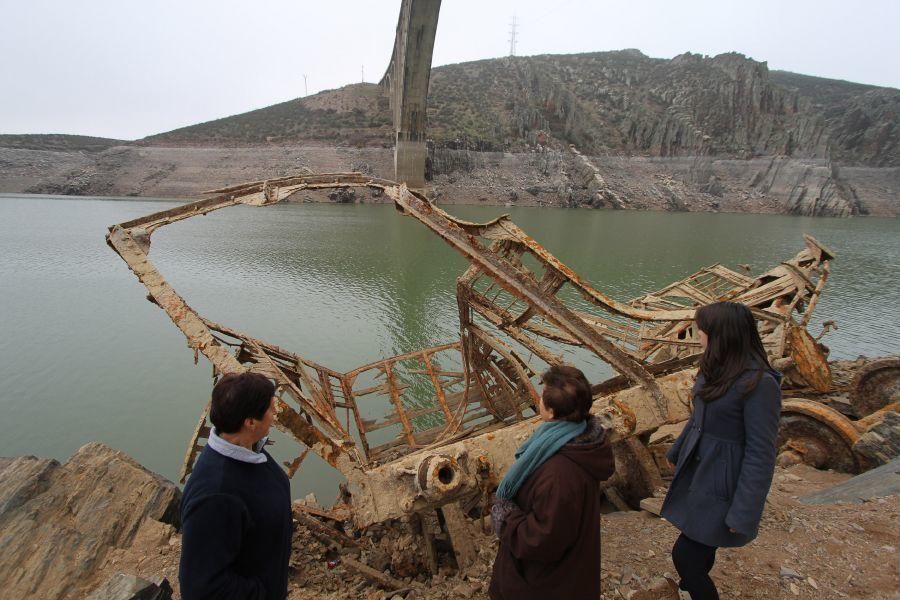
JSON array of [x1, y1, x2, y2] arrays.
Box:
[[695, 302, 771, 402]]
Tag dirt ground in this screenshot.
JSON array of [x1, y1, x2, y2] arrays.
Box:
[[96, 463, 899, 599]]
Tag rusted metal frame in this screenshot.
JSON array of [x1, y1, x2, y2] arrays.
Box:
[[107, 226, 246, 373], [361, 377, 475, 433], [180, 402, 212, 482], [241, 339, 350, 442], [273, 397, 361, 471], [636, 297, 692, 310], [780, 261, 817, 294], [731, 275, 798, 308], [423, 351, 458, 428], [404, 368, 465, 378], [689, 269, 741, 296], [465, 286, 579, 345], [338, 377, 371, 464], [115, 193, 245, 232], [800, 261, 830, 327], [110, 225, 356, 476], [119, 172, 394, 233], [203, 172, 397, 195], [362, 403, 452, 432], [284, 447, 311, 478], [670, 282, 717, 305], [574, 310, 641, 335], [466, 298, 564, 366], [802, 234, 835, 262], [705, 264, 756, 287], [465, 332, 521, 420], [576, 313, 642, 344], [384, 361, 418, 447], [201, 318, 345, 378], [343, 342, 461, 378], [637, 263, 729, 300], [317, 370, 338, 408], [388, 186, 668, 409], [638, 336, 703, 347], [290, 356, 338, 425], [351, 381, 397, 398], [365, 404, 495, 459], [467, 324, 541, 409], [512, 264, 568, 327], [492, 219, 697, 322]]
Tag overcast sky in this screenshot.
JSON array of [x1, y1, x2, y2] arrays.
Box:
[[2, 0, 898, 140]]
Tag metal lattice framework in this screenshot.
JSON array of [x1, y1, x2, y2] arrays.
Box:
[[107, 172, 834, 527]]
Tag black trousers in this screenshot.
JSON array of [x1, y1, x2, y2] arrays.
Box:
[[672, 533, 719, 600]]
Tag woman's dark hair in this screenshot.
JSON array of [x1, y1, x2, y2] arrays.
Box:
[[540, 365, 593, 422], [210, 372, 275, 434], [695, 301, 771, 402]]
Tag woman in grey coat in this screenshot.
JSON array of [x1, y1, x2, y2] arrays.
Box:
[[661, 302, 782, 600]]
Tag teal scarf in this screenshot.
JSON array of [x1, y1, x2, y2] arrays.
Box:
[[495, 419, 587, 500]]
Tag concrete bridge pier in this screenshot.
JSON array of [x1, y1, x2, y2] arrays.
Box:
[[382, 0, 441, 189], [395, 138, 428, 189]]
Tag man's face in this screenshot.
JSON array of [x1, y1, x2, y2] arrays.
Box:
[[247, 396, 277, 442], [259, 396, 276, 438]]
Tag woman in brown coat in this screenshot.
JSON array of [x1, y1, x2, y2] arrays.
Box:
[[489, 365, 615, 599]]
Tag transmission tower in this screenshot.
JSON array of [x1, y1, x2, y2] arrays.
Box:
[[508, 15, 518, 57]]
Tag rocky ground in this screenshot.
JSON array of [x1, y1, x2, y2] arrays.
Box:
[[77, 463, 899, 599], [1, 143, 897, 217]]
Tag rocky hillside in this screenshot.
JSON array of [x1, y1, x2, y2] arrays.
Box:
[[140, 51, 899, 167]]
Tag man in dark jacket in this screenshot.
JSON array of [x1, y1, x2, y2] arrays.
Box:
[[179, 372, 292, 600], [489, 366, 616, 600]]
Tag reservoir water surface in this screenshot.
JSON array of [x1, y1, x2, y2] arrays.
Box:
[[1, 194, 897, 500]]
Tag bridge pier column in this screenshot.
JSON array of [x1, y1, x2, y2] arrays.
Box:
[[395, 138, 427, 189]]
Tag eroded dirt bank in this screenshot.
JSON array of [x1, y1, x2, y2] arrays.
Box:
[[1, 144, 897, 217]]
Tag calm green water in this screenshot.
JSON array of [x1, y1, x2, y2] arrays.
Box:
[[1, 195, 897, 501]]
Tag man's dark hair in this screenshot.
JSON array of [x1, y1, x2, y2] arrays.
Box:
[[695, 301, 772, 402], [210, 372, 275, 434], [540, 365, 593, 422]]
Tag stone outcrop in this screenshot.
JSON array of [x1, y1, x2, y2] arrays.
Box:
[[0, 443, 180, 600]]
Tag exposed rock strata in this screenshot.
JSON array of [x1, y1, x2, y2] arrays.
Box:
[[2, 144, 896, 217], [0, 443, 180, 600]]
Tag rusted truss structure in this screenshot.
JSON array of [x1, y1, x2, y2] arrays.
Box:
[[107, 172, 841, 529]]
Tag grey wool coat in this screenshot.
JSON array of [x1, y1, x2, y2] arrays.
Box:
[[661, 367, 782, 548]]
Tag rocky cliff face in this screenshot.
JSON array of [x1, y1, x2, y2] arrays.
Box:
[[0, 443, 180, 599]]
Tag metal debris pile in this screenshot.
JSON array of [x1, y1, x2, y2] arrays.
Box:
[[107, 172, 899, 585]]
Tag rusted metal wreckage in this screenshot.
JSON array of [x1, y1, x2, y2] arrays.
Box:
[[107, 172, 896, 563]]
